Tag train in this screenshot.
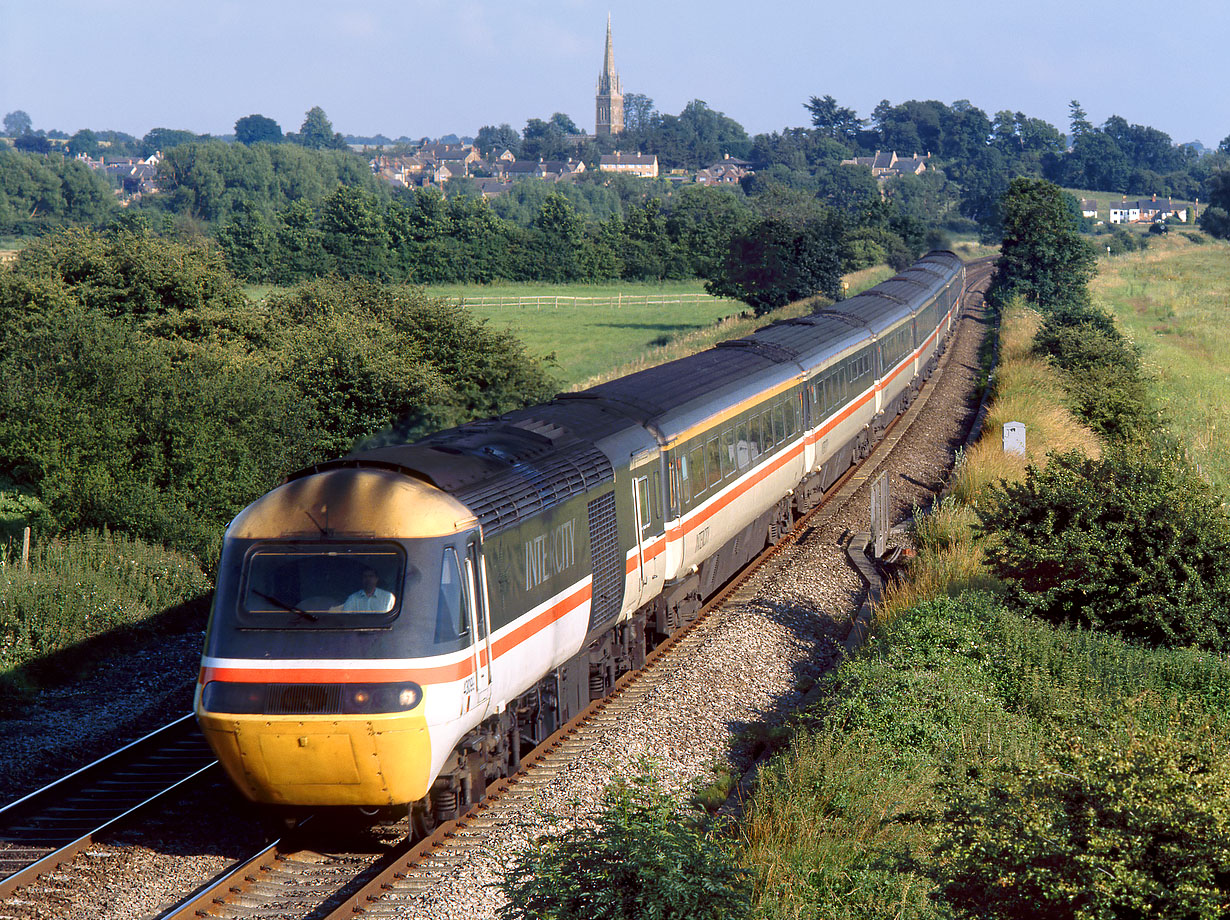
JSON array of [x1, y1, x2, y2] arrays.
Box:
[[194, 250, 966, 829]]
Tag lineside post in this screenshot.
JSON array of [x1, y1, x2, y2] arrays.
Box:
[[870, 472, 889, 558]]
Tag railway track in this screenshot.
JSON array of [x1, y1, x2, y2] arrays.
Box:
[[2, 260, 996, 919], [0, 715, 217, 902], [153, 261, 996, 920]]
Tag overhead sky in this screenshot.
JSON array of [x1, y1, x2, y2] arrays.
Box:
[[2, 0, 1226, 147]]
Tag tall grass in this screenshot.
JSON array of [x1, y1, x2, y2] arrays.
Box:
[[0, 530, 211, 676]]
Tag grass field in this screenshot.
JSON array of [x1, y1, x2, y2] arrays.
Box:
[[250, 269, 902, 390], [1091, 233, 1230, 494]]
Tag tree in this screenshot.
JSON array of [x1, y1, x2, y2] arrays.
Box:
[[622, 93, 655, 134], [549, 112, 581, 135], [992, 178, 1096, 308], [234, 114, 283, 146], [1220, 134, 1230, 156], [1068, 99, 1093, 140], [705, 212, 844, 315], [3, 110, 32, 137], [804, 94, 862, 144], [474, 123, 520, 158], [1200, 168, 1230, 238], [521, 118, 569, 161], [141, 128, 201, 156], [295, 106, 346, 150], [13, 134, 51, 154], [66, 129, 99, 157]]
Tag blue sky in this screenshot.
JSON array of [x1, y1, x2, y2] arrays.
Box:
[[2, 0, 1226, 146]]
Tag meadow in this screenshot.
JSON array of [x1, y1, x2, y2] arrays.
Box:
[[1091, 234, 1230, 493]]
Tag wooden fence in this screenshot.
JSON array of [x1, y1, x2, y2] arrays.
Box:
[[462, 292, 730, 310]]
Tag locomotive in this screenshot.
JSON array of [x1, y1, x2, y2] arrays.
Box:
[[195, 251, 966, 827]]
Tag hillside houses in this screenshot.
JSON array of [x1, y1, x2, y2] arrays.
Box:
[[1108, 196, 1188, 224], [840, 150, 931, 181], [366, 144, 749, 197]]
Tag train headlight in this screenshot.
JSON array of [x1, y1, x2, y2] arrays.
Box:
[[201, 681, 424, 715]]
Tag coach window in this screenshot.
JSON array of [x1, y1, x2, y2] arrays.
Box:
[[748, 414, 762, 459], [705, 437, 722, 489], [651, 470, 662, 520], [784, 398, 797, 437], [721, 428, 736, 477], [773, 404, 786, 442], [735, 420, 751, 469], [689, 444, 706, 498], [679, 453, 692, 504]]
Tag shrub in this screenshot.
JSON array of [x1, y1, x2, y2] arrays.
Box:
[[1031, 301, 1153, 442], [497, 769, 751, 920], [930, 726, 1230, 920], [978, 445, 1230, 650]]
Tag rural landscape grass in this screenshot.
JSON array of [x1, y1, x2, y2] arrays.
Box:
[[739, 236, 1230, 917], [1091, 235, 1230, 494]]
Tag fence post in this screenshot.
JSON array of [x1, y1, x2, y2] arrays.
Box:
[[22, 526, 31, 570]]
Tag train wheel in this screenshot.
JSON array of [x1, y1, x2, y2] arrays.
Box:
[[411, 794, 438, 840]]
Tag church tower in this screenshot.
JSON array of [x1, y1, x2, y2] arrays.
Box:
[[595, 14, 624, 136]]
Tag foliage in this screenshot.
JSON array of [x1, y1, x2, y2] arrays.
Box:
[[743, 589, 1230, 920], [1199, 168, 1230, 238], [1031, 300, 1153, 440], [496, 769, 751, 920], [705, 212, 844, 315], [234, 113, 283, 146], [932, 726, 1230, 920], [0, 229, 557, 561], [0, 529, 211, 679], [992, 178, 1097, 308], [978, 446, 1230, 650], [0, 148, 118, 232]]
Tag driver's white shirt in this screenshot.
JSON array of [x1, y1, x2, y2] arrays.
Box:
[[341, 587, 395, 613]]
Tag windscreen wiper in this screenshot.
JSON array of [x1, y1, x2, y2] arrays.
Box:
[[253, 590, 319, 622]]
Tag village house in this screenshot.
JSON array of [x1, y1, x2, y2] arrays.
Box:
[[1080, 199, 1099, 220], [840, 150, 931, 181], [598, 151, 658, 178], [695, 154, 752, 186], [1108, 196, 1188, 224]]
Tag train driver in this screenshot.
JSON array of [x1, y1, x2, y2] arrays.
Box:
[[342, 566, 396, 613]]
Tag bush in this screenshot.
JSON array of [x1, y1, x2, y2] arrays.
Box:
[[0, 529, 211, 674], [1031, 301, 1153, 442], [497, 769, 751, 920], [931, 726, 1230, 920], [978, 446, 1230, 650]]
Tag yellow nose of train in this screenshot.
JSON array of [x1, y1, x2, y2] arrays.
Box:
[[197, 705, 432, 806]]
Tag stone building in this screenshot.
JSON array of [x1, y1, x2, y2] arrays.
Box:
[[595, 15, 624, 137]]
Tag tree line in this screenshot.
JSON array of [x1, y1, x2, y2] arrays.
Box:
[[0, 228, 558, 563]]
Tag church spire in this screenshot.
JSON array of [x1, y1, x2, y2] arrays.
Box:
[[595, 13, 624, 136]]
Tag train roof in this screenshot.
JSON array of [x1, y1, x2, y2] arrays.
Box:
[[284, 251, 965, 531]]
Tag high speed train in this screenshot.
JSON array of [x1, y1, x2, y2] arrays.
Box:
[[195, 251, 966, 828]]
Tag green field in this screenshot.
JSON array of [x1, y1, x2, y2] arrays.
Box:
[[1092, 234, 1230, 494], [250, 269, 900, 391], [425, 280, 741, 387]]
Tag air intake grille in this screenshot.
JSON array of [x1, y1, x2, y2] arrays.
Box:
[[456, 441, 613, 537], [586, 491, 624, 632]]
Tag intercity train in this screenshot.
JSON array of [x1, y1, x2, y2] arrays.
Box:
[[195, 251, 966, 828]]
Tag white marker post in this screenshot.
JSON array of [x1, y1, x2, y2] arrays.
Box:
[[1003, 422, 1026, 455]]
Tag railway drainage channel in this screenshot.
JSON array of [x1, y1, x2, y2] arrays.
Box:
[[161, 265, 994, 920]]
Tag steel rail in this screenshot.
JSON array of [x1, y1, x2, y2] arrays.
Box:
[[0, 713, 217, 900]]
